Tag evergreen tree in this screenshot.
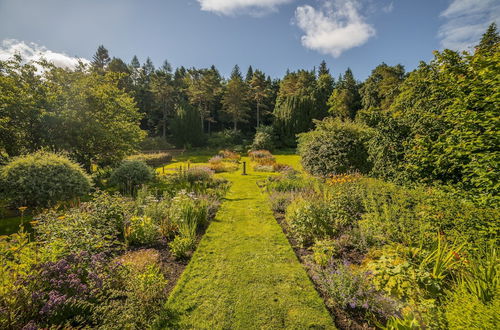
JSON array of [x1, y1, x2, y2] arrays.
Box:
[[327, 68, 361, 119], [245, 65, 254, 83], [249, 69, 271, 127], [151, 60, 174, 138], [477, 23, 500, 53], [222, 65, 250, 131], [91, 45, 111, 72]]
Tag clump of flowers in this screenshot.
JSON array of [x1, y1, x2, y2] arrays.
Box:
[[327, 173, 362, 185]]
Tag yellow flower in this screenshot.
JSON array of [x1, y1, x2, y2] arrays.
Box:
[[18, 206, 28, 212]]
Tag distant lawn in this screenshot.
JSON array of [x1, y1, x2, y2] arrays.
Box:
[[163, 157, 334, 328]]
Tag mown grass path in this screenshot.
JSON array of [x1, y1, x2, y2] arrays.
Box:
[[165, 158, 334, 329]]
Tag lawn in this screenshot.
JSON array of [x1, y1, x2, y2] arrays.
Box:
[[163, 156, 334, 329]]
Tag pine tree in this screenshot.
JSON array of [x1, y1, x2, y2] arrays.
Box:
[[91, 45, 111, 72], [477, 23, 500, 53], [327, 68, 361, 119], [249, 69, 271, 127], [222, 65, 250, 131], [245, 65, 254, 83]]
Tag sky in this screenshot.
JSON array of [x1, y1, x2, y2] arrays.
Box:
[[0, 0, 498, 80]]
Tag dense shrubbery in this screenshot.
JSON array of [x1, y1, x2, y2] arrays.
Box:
[[250, 126, 275, 151], [0, 155, 229, 329], [109, 160, 154, 195], [0, 151, 92, 208], [297, 118, 372, 177], [267, 171, 499, 328], [126, 152, 172, 166]]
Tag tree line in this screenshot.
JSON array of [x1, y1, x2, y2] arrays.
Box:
[[1, 23, 498, 204]]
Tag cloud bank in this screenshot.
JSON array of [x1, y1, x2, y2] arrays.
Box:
[[295, 0, 375, 57], [439, 0, 500, 50], [197, 0, 294, 16], [0, 39, 89, 69]]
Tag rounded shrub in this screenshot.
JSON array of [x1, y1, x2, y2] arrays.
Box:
[[0, 151, 92, 208], [250, 126, 275, 151], [109, 160, 154, 195], [297, 118, 372, 177]]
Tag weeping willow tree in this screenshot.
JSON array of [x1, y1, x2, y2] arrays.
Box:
[[170, 102, 204, 147], [273, 95, 325, 147]]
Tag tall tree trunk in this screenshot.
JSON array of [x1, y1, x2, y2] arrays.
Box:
[[199, 101, 204, 133], [233, 120, 237, 131]]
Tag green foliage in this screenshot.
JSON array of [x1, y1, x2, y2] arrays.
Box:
[[0, 151, 91, 208], [250, 125, 275, 151], [169, 235, 196, 259], [169, 191, 208, 239], [97, 249, 169, 329], [222, 66, 250, 130], [207, 129, 243, 148], [170, 102, 204, 147], [139, 136, 174, 151], [125, 216, 159, 245], [35, 193, 131, 254], [445, 287, 499, 329], [328, 68, 361, 119], [297, 117, 372, 176], [312, 239, 337, 266], [125, 152, 172, 166], [109, 160, 154, 195]]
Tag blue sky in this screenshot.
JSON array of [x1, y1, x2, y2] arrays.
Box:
[[0, 0, 498, 80]]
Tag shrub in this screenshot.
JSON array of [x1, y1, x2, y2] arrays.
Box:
[[297, 118, 372, 176], [218, 149, 241, 161], [139, 136, 174, 151], [253, 164, 274, 172], [312, 239, 337, 266], [207, 129, 243, 148], [169, 235, 196, 259], [125, 216, 159, 246], [35, 192, 132, 254], [269, 191, 294, 213], [126, 152, 172, 166], [98, 249, 168, 329], [109, 160, 154, 195], [285, 197, 339, 246], [250, 126, 275, 151], [184, 166, 214, 184], [445, 287, 499, 329], [248, 150, 275, 164], [0, 151, 91, 208], [266, 173, 313, 193], [310, 262, 398, 321], [169, 191, 208, 239]]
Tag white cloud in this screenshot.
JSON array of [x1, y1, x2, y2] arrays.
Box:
[[0, 39, 89, 69], [295, 0, 375, 57], [439, 0, 500, 50], [197, 0, 294, 16], [382, 2, 394, 14]]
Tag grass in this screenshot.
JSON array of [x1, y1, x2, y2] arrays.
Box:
[[163, 155, 334, 329]]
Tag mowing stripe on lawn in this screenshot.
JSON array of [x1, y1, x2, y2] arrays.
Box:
[[165, 160, 334, 329]]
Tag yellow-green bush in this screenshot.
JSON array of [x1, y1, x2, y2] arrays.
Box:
[[0, 151, 91, 207]]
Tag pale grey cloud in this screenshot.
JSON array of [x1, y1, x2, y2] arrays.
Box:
[[439, 0, 500, 50], [295, 0, 375, 57], [197, 0, 295, 16], [0, 39, 89, 69]]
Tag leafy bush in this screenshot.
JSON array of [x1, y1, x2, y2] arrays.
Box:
[[248, 149, 275, 164], [126, 152, 172, 166], [207, 129, 243, 148], [218, 149, 241, 161], [310, 262, 399, 321], [269, 191, 294, 213], [297, 118, 372, 176], [98, 249, 168, 329], [125, 216, 159, 246], [139, 136, 174, 151], [312, 239, 337, 266], [0, 151, 91, 208], [35, 192, 132, 254], [250, 126, 275, 151], [169, 191, 208, 239], [208, 154, 239, 173], [169, 235, 196, 259], [445, 287, 499, 329], [109, 160, 154, 195]]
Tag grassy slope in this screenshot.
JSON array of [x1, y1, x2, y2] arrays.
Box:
[[165, 155, 333, 329]]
